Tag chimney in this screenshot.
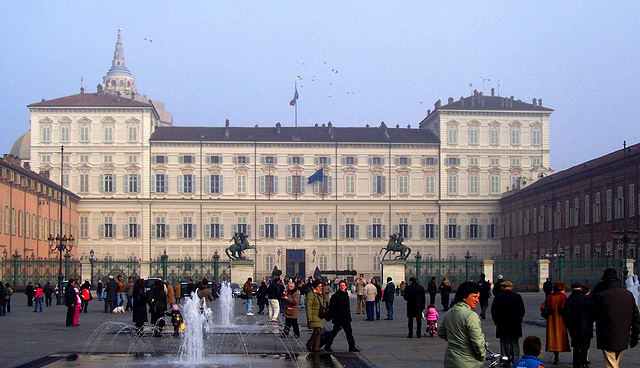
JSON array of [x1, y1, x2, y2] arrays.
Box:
[[460, 96, 464, 107], [538, 99, 542, 107], [509, 96, 514, 108], [224, 119, 230, 139], [276, 122, 281, 134], [23, 162, 31, 171], [491, 88, 495, 97], [39, 170, 50, 180], [532, 98, 537, 106], [328, 122, 334, 138], [427, 109, 431, 115], [435, 100, 441, 109], [448, 97, 454, 104]]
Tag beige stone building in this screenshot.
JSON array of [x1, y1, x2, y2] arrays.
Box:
[[14, 30, 554, 280]]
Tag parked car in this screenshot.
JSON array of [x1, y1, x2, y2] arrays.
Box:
[[180, 282, 190, 298], [229, 283, 242, 298], [54, 280, 69, 297], [144, 278, 162, 293], [251, 282, 259, 294]]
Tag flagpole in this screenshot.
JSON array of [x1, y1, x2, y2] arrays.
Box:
[[294, 78, 298, 136]]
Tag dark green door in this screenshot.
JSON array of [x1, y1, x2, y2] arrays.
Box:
[[286, 249, 306, 278]]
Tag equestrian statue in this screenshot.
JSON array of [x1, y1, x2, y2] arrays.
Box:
[[379, 233, 411, 260], [226, 232, 257, 260]]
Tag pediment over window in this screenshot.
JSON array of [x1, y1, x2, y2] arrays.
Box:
[[446, 167, 459, 175], [423, 166, 438, 174], [468, 166, 481, 174], [342, 166, 357, 175], [58, 116, 72, 124], [39, 117, 53, 124], [489, 120, 501, 128], [78, 117, 92, 124], [152, 164, 167, 172], [509, 120, 522, 128], [509, 167, 523, 175], [180, 164, 195, 173], [126, 163, 140, 172], [234, 165, 249, 174], [467, 120, 481, 127], [207, 165, 222, 174], [369, 166, 385, 175], [40, 164, 53, 172], [445, 120, 459, 127], [78, 164, 92, 172], [396, 166, 410, 174], [101, 163, 116, 172], [288, 165, 304, 175], [125, 117, 141, 124], [262, 164, 276, 175], [101, 116, 116, 124], [489, 167, 502, 175]]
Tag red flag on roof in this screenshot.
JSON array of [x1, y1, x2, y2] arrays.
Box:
[[290, 86, 299, 106]]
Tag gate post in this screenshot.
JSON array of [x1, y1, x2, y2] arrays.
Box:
[[213, 250, 220, 283], [537, 259, 550, 291], [12, 250, 20, 286], [161, 250, 168, 280], [139, 260, 151, 279], [483, 260, 494, 282], [626, 258, 635, 277]]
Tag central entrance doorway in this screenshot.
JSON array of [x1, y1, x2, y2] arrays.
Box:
[[286, 249, 306, 278]]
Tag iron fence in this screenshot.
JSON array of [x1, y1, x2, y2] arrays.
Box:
[[149, 258, 231, 283], [550, 257, 625, 288], [0, 256, 80, 287], [494, 259, 538, 291], [405, 258, 483, 288], [92, 259, 141, 284]]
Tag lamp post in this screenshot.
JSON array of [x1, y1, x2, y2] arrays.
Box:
[[12, 250, 20, 286], [161, 250, 168, 280], [48, 233, 74, 305], [557, 247, 566, 282], [464, 250, 472, 281], [544, 249, 559, 280], [605, 244, 613, 269], [312, 249, 317, 263], [613, 229, 638, 286], [89, 249, 96, 286], [213, 250, 220, 283], [415, 251, 422, 283]]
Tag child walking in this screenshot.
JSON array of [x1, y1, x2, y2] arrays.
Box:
[[166, 304, 183, 336]]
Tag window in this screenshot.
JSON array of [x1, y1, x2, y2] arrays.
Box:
[[180, 155, 195, 164], [510, 157, 521, 167], [63, 155, 70, 164], [397, 157, 410, 165], [448, 128, 458, 144], [446, 217, 459, 239], [489, 217, 500, 238], [103, 126, 113, 142], [468, 129, 478, 145], [315, 217, 331, 239], [287, 216, 303, 238], [79, 216, 88, 238], [446, 157, 461, 166], [490, 157, 500, 166], [422, 217, 438, 238], [103, 155, 113, 163], [369, 216, 385, 238], [342, 217, 358, 239], [152, 155, 167, 164], [265, 256, 274, 272], [396, 217, 411, 238], [205, 216, 223, 238], [128, 126, 138, 142], [235, 216, 249, 236], [593, 192, 601, 223], [60, 126, 70, 142], [630, 184, 635, 217], [237, 174, 247, 194], [287, 175, 305, 194], [259, 175, 278, 194], [399, 175, 409, 195], [41, 154, 51, 163], [448, 175, 458, 195], [128, 155, 138, 163], [319, 256, 328, 271], [469, 175, 479, 195], [532, 157, 542, 167], [100, 216, 115, 238], [345, 256, 354, 271], [151, 174, 168, 193], [606, 189, 612, 221], [344, 156, 357, 165], [153, 216, 169, 238], [490, 128, 500, 145], [313, 176, 333, 194], [206, 175, 223, 194], [511, 129, 520, 145], [179, 174, 196, 193], [316, 156, 330, 165], [615, 187, 624, 219], [79, 126, 90, 142], [288, 156, 303, 165], [101, 174, 115, 193], [370, 157, 383, 165], [372, 175, 386, 194], [532, 130, 541, 146], [585, 195, 590, 225], [234, 156, 249, 164], [423, 157, 437, 166], [372, 255, 381, 271], [467, 217, 481, 239], [571, 198, 579, 227], [79, 173, 89, 192], [125, 216, 139, 238], [179, 216, 195, 238], [469, 157, 479, 166], [425, 176, 435, 194], [207, 156, 221, 164], [490, 175, 500, 194], [41, 126, 51, 142], [345, 174, 355, 194], [125, 174, 140, 193], [261, 216, 277, 238], [79, 155, 89, 163]]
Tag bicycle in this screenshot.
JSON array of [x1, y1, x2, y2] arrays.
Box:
[[485, 344, 510, 367], [424, 321, 438, 337]]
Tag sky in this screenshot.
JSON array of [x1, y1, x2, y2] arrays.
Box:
[[1, 2, 639, 172]]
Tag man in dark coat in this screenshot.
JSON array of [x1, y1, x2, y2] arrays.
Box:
[[493, 274, 503, 297], [588, 268, 640, 368], [427, 276, 438, 305], [64, 279, 77, 327], [323, 280, 360, 352], [564, 282, 593, 368], [403, 277, 426, 338], [25, 282, 35, 306], [104, 276, 117, 313], [186, 279, 197, 296], [542, 278, 553, 296], [383, 277, 395, 320], [477, 273, 491, 319], [490, 280, 525, 365], [44, 281, 54, 307]]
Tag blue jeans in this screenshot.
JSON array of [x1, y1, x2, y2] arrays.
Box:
[[375, 302, 381, 319], [0, 303, 6, 316], [246, 298, 252, 314], [34, 296, 43, 312], [365, 301, 374, 320], [116, 292, 125, 307], [385, 300, 394, 319], [126, 295, 133, 310]]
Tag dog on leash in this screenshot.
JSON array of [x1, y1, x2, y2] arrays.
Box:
[[112, 306, 125, 314]]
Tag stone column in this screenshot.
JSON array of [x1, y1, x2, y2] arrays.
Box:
[[626, 258, 636, 277], [80, 259, 91, 283], [537, 259, 550, 291], [231, 259, 255, 284], [381, 259, 406, 287], [139, 260, 151, 279], [482, 260, 494, 282]]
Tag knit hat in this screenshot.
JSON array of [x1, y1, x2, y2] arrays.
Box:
[[601, 268, 619, 281], [172, 304, 179, 311], [500, 281, 513, 287]]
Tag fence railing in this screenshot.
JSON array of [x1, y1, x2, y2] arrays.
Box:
[[405, 259, 484, 288], [494, 259, 538, 291], [1, 255, 80, 287]]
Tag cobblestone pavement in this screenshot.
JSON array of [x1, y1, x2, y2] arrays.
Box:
[[2, 292, 639, 367]]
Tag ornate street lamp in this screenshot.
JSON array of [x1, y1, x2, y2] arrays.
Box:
[[48, 233, 74, 305], [415, 251, 422, 283], [89, 249, 96, 286], [464, 250, 472, 281]]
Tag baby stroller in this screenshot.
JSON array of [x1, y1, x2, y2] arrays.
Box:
[[424, 320, 438, 337]]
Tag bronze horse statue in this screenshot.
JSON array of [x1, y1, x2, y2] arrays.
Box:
[[379, 233, 411, 260], [226, 232, 257, 260]]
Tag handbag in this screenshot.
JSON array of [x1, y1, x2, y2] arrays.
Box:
[[240, 291, 248, 300], [540, 300, 552, 319]]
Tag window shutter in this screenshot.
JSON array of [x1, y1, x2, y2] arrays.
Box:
[[372, 178, 377, 194], [314, 157, 318, 165], [394, 157, 399, 165], [136, 175, 141, 192], [192, 175, 197, 193], [205, 224, 211, 238], [286, 225, 291, 238], [341, 225, 346, 239], [393, 225, 399, 234], [287, 157, 292, 165], [232, 224, 238, 234], [273, 176, 279, 193], [314, 225, 319, 238], [381, 225, 387, 238], [300, 225, 305, 238], [260, 224, 265, 238], [435, 224, 439, 238], [219, 175, 223, 193], [407, 158, 412, 165], [205, 175, 211, 193], [301, 176, 306, 193], [219, 224, 224, 238], [136, 224, 141, 237], [354, 158, 358, 165], [274, 225, 279, 238], [166, 224, 170, 238], [408, 225, 413, 238], [313, 181, 319, 194], [381, 177, 386, 194], [179, 156, 184, 164], [260, 157, 265, 164], [233, 156, 237, 164], [112, 175, 117, 192], [466, 225, 470, 238], [99, 224, 104, 238], [355, 225, 360, 238], [247, 224, 252, 237], [328, 225, 333, 238], [192, 224, 197, 238], [368, 158, 372, 165], [327, 176, 333, 193], [259, 176, 265, 194], [478, 225, 483, 238], [112, 225, 117, 238], [421, 224, 426, 238], [124, 175, 129, 193], [286, 176, 292, 193], [150, 175, 156, 193], [124, 224, 130, 238], [178, 175, 184, 193], [457, 225, 462, 239], [367, 225, 372, 238], [151, 224, 156, 238], [444, 225, 448, 239], [99, 174, 104, 192], [178, 224, 183, 238]]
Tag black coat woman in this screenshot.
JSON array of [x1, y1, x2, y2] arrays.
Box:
[[148, 279, 167, 336], [132, 279, 148, 333]]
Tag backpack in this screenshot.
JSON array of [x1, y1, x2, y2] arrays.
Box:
[[82, 288, 91, 301]]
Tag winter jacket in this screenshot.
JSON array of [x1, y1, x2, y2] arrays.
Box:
[[374, 283, 382, 303], [267, 282, 284, 300], [197, 287, 214, 308], [403, 282, 426, 318], [438, 301, 486, 368], [305, 290, 323, 329], [589, 279, 640, 351], [426, 307, 439, 322], [64, 282, 77, 307], [322, 285, 331, 303], [491, 289, 525, 339], [283, 289, 300, 319], [383, 282, 395, 302], [564, 290, 593, 342], [354, 278, 366, 296], [165, 309, 183, 326], [327, 289, 352, 325], [132, 288, 148, 324], [105, 279, 117, 302], [243, 281, 254, 299], [364, 283, 377, 302], [541, 292, 570, 352], [166, 283, 175, 304], [34, 287, 43, 299]]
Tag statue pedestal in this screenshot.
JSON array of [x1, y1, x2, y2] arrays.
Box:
[[230, 259, 255, 284], [382, 259, 406, 287]]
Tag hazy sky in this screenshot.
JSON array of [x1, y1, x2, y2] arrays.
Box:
[[1, 2, 639, 171]]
